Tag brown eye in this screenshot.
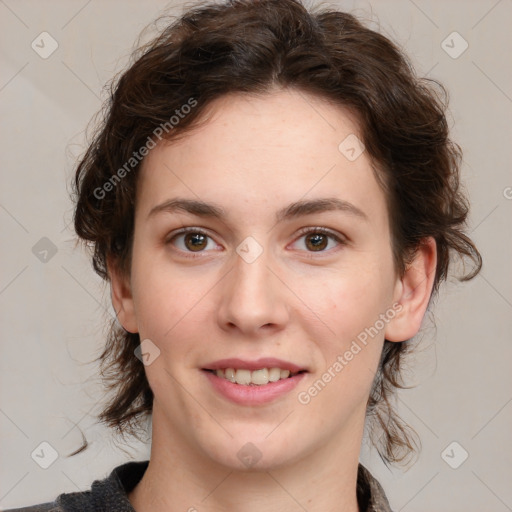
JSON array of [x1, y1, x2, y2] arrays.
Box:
[[184, 232, 208, 251], [305, 233, 328, 251], [167, 228, 218, 254], [291, 227, 345, 254]]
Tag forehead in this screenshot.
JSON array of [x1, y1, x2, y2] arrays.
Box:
[[135, 89, 389, 231], [143, 89, 363, 173]]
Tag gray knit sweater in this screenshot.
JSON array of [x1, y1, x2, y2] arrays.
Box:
[[4, 460, 394, 511]]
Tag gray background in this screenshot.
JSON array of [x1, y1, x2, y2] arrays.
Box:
[[1, 0, 511, 510]]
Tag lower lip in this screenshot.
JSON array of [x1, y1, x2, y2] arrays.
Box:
[[203, 370, 306, 405]]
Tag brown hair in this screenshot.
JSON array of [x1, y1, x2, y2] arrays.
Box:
[[70, 0, 481, 466]]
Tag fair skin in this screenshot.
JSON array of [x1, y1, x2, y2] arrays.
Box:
[[110, 88, 436, 512]]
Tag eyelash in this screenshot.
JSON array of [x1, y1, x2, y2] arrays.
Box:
[[166, 226, 346, 258]]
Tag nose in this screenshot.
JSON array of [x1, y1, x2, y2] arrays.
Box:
[[216, 246, 290, 336]]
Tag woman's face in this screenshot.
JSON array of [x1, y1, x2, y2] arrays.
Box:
[[113, 89, 408, 470]]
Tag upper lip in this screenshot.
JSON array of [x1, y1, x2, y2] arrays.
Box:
[[202, 357, 307, 372]]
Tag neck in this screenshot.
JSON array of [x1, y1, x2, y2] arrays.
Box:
[[128, 405, 363, 512]]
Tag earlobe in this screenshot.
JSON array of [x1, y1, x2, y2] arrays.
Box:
[[108, 256, 138, 334], [385, 237, 437, 343]]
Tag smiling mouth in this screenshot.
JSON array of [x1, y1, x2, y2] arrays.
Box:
[[203, 368, 307, 386]]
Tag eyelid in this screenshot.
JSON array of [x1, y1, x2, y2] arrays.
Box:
[[294, 226, 345, 241], [290, 226, 346, 252], [165, 226, 220, 255], [165, 226, 213, 243], [165, 225, 346, 256]]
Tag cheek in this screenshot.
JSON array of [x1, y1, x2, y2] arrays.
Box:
[[131, 251, 215, 341], [297, 262, 394, 337], [299, 270, 391, 413], [294, 261, 395, 399]]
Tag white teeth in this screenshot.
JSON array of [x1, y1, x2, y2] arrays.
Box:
[[251, 368, 269, 385], [212, 367, 298, 386], [224, 368, 236, 383], [235, 369, 252, 385], [268, 368, 281, 382]]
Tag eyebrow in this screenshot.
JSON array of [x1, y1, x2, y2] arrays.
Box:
[[147, 197, 368, 222]]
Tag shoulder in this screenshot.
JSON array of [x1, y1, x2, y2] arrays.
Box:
[[3, 460, 149, 512], [357, 463, 394, 512], [2, 496, 84, 512], [2, 502, 62, 511]]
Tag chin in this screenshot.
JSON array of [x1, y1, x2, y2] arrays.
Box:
[[200, 431, 307, 472]]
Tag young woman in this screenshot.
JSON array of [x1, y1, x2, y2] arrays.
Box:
[[6, 0, 481, 510]]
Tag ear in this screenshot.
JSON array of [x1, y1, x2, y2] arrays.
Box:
[[385, 237, 437, 342], [108, 256, 138, 334]]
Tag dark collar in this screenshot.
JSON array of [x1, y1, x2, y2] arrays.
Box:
[[56, 459, 393, 512]]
